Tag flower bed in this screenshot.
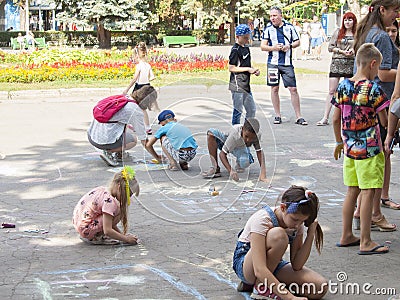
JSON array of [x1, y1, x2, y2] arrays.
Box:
[[0, 48, 228, 83]]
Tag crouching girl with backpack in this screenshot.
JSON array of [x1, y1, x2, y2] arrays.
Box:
[[88, 85, 162, 167]]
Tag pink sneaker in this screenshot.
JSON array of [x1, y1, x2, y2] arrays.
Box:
[[251, 284, 281, 300]]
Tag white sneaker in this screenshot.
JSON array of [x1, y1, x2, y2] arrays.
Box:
[[100, 150, 119, 167], [115, 151, 131, 163]]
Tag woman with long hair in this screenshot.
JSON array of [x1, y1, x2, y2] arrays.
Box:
[[317, 12, 357, 126]]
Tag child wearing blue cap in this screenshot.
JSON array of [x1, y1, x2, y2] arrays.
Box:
[[229, 24, 260, 125], [146, 110, 198, 170]]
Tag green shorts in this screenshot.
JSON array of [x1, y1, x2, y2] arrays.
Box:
[[343, 152, 385, 189]]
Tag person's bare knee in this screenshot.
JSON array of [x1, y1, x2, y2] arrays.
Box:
[[287, 86, 298, 95], [265, 227, 289, 270], [271, 86, 280, 96]]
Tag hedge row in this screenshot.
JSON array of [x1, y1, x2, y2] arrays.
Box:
[[0, 29, 221, 48]]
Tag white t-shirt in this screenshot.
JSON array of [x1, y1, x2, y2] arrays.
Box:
[[238, 207, 304, 243], [222, 124, 261, 154], [310, 22, 322, 39], [88, 102, 146, 145], [136, 61, 155, 84]]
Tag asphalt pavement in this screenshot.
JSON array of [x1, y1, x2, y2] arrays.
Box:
[[0, 43, 399, 300]]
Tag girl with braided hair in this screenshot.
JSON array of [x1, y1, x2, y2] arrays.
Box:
[[73, 166, 139, 245]]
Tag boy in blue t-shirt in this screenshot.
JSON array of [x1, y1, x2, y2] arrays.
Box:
[[146, 110, 197, 171]]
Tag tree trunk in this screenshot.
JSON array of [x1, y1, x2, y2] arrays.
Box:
[[347, 0, 361, 20], [229, 0, 236, 44], [97, 23, 112, 49]]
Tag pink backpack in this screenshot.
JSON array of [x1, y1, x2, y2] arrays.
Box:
[[93, 94, 137, 123]]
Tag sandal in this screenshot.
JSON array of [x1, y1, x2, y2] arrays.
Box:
[[202, 167, 221, 179], [168, 165, 179, 171], [381, 198, 400, 210], [295, 117, 308, 125], [316, 118, 329, 126], [180, 162, 189, 170], [372, 215, 397, 232], [273, 116, 282, 124], [353, 216, 377, 230]]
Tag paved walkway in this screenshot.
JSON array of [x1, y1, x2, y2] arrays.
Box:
[[0, 44, 399, 300]]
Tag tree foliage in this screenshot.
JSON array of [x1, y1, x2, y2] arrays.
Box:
[[54, 0, 146, 48]]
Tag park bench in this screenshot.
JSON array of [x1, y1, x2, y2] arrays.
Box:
[[10, 36, 47, 50], [10, 37, 26, 50], [163, 35, 199, 47], [34, 37, 47, 49]]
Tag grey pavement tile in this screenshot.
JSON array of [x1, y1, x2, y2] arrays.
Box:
[[1, 73, 399, 299]]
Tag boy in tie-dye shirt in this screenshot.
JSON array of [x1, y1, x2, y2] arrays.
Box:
[[332, 43, 390, 255]]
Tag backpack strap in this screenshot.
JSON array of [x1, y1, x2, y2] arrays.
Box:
[[262, 205, 279, 227]]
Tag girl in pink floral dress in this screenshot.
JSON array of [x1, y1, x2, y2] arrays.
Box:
[[73, 166, 139, 245]]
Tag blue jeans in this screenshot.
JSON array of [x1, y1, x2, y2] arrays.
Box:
[[231, 91, 256, 125]]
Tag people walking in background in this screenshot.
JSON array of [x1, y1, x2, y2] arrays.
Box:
[[123, 42, 156, 135], [233, 185, 327, 299], [247, 18, 254, 46], [261, 6, 307, 125], [300, 20, 311, 60], [253, 18, 261, 41], [218, 22, 226, 44], [317, 12, 357, 126], [73, 166, 140, 245], [292, 20, 302, 60], [333, 43, 390, 254], [228, 24, 260, 125], [353, 0, 400, 224], [309, 15, 326, 60]]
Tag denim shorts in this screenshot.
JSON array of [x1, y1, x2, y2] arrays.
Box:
[[233, 240, 289, 284], [207, 128, 227, 151]]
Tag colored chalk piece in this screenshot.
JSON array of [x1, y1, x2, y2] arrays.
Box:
[[1, 223, 15, 228]]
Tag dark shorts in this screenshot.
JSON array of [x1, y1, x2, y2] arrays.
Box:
[[88, 130, 136, 150], [133, 83, 150, 91], [232, 240, 289, 284], [267, 64, 297, 87]]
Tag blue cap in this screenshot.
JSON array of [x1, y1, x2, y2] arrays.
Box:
[[235, 24, 251, 36], [158, 110, 175, 123]]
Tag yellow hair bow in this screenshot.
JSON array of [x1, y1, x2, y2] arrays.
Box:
[[121, 165, 135, 206]]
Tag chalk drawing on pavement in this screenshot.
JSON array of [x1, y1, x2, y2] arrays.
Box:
[[36, 263, 207, 300], [290, 159, 330, 167]]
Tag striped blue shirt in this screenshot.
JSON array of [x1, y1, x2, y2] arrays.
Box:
[[262, 21, 299, 66]]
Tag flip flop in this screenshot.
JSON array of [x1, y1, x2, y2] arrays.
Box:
[[358, 245, 389, 255], [202, 167, 221, 179], [168, 165, 180, 171], [381, 198, 400, 210], [336, 239, 360, 247]]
